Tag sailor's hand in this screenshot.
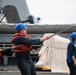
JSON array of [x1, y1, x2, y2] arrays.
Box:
[[11, 45, 16, 49], [74, 60, 76, 66], [40, 35, 52, 42], [0, 48, 2, 52]]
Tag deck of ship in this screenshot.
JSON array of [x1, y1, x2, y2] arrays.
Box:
[[0, 65, 69, 75]]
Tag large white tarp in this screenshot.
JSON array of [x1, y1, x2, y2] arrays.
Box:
[[35, 33, 70, 72]]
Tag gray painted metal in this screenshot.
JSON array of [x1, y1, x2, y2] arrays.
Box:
[[0, 0, 76, 34], [0, 71, 69, 75], [0, 66, 69, 75], [0, 0, 30, 21], [0, 23, 76, 34]]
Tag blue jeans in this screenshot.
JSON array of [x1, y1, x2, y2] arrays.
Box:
[[17, 59, 36, 75]]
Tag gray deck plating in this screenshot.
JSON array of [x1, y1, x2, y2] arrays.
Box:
[[0, 71, 69, 75]]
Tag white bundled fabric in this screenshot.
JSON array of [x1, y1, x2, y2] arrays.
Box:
[[35, 33, 70, 72]]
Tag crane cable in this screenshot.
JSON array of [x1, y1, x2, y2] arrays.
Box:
[[51, 25, 76, 37]]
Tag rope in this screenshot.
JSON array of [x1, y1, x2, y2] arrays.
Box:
[[0, 45, 23, 52], [0, 14, 6, 23], [51, 25, 76, 37]]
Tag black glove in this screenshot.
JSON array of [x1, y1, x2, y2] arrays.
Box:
[[1, 49, 14, 56]]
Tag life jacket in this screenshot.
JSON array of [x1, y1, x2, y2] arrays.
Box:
[[0, 53, 2, 58], [11, 33, 32, 52]]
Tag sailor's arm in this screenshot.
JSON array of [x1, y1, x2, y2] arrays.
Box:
[[14, 35, 52, 45]]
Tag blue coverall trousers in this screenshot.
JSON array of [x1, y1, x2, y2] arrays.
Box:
[[17, 59, 36, 75], [67, 61, 76, 75]]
